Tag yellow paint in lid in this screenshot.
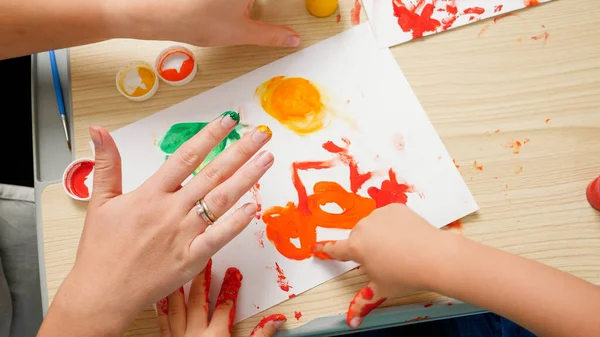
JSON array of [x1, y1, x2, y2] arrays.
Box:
[[306, 0, 339, 18], [116, 61, 159, 102]]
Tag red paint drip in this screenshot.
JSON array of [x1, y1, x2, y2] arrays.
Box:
[[274, 263, 292, 292], [288, 294, 296, 299], [393, 1, 440, 39], [586, 177, 600, 211], [216, 267, 243, 333], [350, 0, 361, 25], [251, 183, 262, 219], [367, 169, 413, 208], [67, 161, 94, 198], [494, 5, 504, 12], [250, 314, 287, 336], [294, 311, 303, 320], [157, 297, 168, 315]]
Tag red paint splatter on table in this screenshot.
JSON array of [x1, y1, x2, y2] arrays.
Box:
[[524, 138, 530, 144], [545, 118, 551, 124], [254, 230, 265, 248], [347, 286, 387, 327], [494, 5, 504, 12], [531, 32, 549, 43], [336, 13, 342, 23], [294, 311, 303, 320], [474, 161, 483, 171], [424, 303, 433, 308], [478, 24, 489, 37], [288, 294, 296, 299], [505, 184, 508, 188], [515, 166, 523, 174], [509, 140, 523, 154], [351, 0, 362, 25], [406, 316, 429, 322], [453, 159, 460, 169], [250, 314, 287, 336], [445, 219, 463, 230], [250, 183, 262, 219], [274, 263, 292, 292], [216, 268, 243, 333], [157, 297, 168, 314], [494, 12, 516, 23], [495, 129, 501, 133]]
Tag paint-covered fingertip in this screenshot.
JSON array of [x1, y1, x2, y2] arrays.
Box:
[[347, 315, 362, 329], [311, 240, 336, 259], [250, 314, 288, 336], [313, 250, 334, 260]]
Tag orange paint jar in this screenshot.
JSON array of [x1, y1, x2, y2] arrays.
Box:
[[586, 176, 600, 211], [306, 0, 338, 18], [155, 46, 197, 86]]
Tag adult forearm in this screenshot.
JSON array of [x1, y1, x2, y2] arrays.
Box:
[[430, 232, 600, 337], [0, 0, 124, 60]]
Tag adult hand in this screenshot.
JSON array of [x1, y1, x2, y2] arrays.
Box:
[[312, 204, 449, 329], [39, 112, 275, 336], [111, 0, 301, 48], [156, 260, 287, 337]]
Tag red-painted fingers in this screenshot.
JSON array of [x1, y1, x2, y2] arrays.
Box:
[[155, 297, 171, 337], [206, 267, 243, 335], [249, 314, 287, 337], [346, 283, 387, 329], [167, 286, 187, 337], [312, 240, 357, 262], [186, 259, 212, 334]]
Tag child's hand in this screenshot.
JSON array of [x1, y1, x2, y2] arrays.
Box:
[[156, 260, 287, 337], [312, 204, 449, 329]]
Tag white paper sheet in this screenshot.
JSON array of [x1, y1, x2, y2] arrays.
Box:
[[363, 0, 553, 48], [107, 23, 478, 323]]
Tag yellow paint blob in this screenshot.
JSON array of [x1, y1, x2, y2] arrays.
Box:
[[118, 66, 156, 98], [306, 0, 339, 18], [258, 125, 273, 136], [256, 76, 330, 135]]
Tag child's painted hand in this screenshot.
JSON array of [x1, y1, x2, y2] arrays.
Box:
[[312, 204, 449, 329], [44, 113, 275, 335], [156, 261, 287, 337], [109, 0, 301, 48]]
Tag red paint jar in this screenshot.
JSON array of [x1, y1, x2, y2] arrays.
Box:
[[586, 176, 600, 211], [63, 158, 95, 201]]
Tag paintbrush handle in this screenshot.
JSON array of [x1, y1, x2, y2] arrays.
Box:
[[48, 50, 66, 117]]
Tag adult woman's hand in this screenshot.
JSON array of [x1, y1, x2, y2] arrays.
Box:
[[111, 0, 301, 48], [38, 112, 274, 336], [156, 260, 287, 337]]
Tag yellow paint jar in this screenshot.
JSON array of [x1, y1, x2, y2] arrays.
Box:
[[115, 61, 159, 102], [306, 0, 338, 18]]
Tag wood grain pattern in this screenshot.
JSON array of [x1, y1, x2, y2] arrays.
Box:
[[42, 0, 600, 335]]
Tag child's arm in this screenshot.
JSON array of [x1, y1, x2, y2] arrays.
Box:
[[313, 204, 600, 337]]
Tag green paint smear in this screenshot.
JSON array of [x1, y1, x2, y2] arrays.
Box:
[[158, 122, 241, 174]]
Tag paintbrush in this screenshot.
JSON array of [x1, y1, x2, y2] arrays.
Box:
[[48, 50, 71, 151]]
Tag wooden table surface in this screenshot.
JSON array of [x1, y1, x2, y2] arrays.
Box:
[[41, 0, 600, 335]]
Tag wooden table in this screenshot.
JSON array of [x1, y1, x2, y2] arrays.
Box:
[[41, 0, 600, 335]]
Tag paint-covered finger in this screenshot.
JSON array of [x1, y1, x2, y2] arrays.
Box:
[[167, 287, 187, 337], [242, 19, 301, 47], [206, 268, 243, 335], [197, 150, 273, 224], [180, 125, 272, 207], [89, 126, 122, 205], [249, 314, 287, 337], [186, 259, 211, 334], [312, 240, 356, 262], [346, 283, 387, 329], [189, 203, 256, 260], [155, 298, 172, 337], [148, 111, 240, 192]]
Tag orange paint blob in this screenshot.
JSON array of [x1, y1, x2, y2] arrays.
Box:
[[524, 0, 539, 6], [256, 76, 329, 135], [445, 219, 463, 230], [264, 139, 414, 260], [474, 161, 483, 171]]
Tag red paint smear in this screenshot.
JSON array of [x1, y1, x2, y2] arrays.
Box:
[[157, 297, 168, 315], [368, 169, 414, 208], [255, 230, 265, 248], [474, 161, 483, 171], [350, 0, 361, 25], [216, 268, 243, 333], [524, 0, 539, 7], [67, 161, 94, 198], [478, 24, 489, 37], [494, 5, 503, 12], [424, 303, 433, 308], [346, 286, 386, 326], [586, 177, 600, 211], [515, 166, 523, 174], [179, 286, 184, 294], [274, 263, 291, 292], [494, 13, 516, 23], [393, 1, 440, 39], [158, 50, 195, 82], [288, 294, 296, 299], [445, 219, 463, 230], [509, 140, 522, 154], [336, 14, 341, 23], [463, 7, 485, 15], [495, 129, 500, 133], [531, 32, 549, 43], [545, 118, 551, 124], [453, 159, 460, 169], [407, 316, 429, 322], [294, 311, 303, 320], [447, 302, 454, 306], [250, 314, 287, 336], [251, 183, 262, 219], [524, 138, 530, 144]]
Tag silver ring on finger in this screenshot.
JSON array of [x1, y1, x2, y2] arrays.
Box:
[[195, 199, 215, 225], [199, 198, 218, 222]]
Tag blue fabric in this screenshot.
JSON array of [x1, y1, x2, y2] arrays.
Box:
[[346, 313, 536, 337]]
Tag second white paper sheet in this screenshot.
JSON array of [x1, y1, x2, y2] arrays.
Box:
[[107, 23, 479, 323]]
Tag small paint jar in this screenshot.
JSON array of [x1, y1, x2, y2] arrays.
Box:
[[155, 46, 198, 86], [63, 158, 95, 201], [586, 176, 600, 211], [116, 61, 159, 102], [306, 0, 338, 18]]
